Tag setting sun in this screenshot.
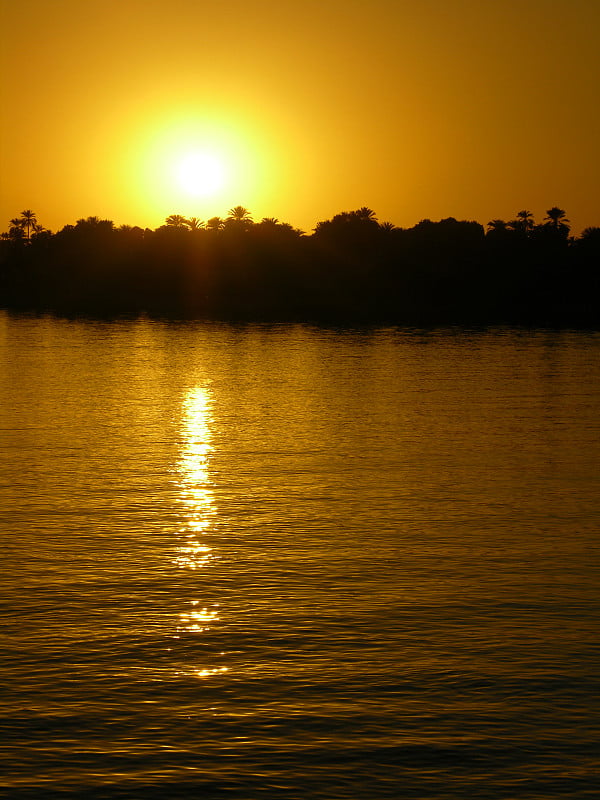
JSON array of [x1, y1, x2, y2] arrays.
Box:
[[119, 111, 277, 225], [175, 152, 227, 198]]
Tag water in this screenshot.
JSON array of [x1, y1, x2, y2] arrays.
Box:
[[1, 311, 599, 799]]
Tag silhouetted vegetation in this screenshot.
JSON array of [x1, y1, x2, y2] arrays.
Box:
[[1, 207, 598, 325]]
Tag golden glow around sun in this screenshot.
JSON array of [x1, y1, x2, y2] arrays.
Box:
[[126, 110, 276, 225]]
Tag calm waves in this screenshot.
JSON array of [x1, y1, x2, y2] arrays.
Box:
[[1, 312, 599, 799]]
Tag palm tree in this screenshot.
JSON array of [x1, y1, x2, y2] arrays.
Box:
[[516, 210, 534, 230], [507, 210, 535, 234], [19, 209, 37, 240], [379, 221, 397, 232], [185, 217, 204, 231], [355, 207, 378, 222], [75, 217, 115, 232], [487, 219, 509, 232], [165, 214, 187, 228], [544, 207, 569, 229], [227, 206, 253, 224], [206, 216, 224, 231], [581, 226, 600, 240], [8, 218, 25, 241]]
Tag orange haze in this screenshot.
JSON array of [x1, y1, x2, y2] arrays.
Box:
[[1, 0, 599, 234]]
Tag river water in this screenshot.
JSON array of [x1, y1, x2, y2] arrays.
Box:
[[1, 311, 599, 799]]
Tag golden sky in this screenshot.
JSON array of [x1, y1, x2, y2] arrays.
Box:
[[1, 0, 599, 234]]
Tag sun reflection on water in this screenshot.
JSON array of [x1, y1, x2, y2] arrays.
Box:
[[176, 386, 224, 678], [177, 606, 220, 633], [178, 386, 217, 546]]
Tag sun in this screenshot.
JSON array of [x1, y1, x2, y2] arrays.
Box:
[[175, 151, 226, 198], [128, 112, 275, 224]]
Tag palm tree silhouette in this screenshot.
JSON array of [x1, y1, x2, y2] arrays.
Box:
[[185, 217, 204, 230], [487, 219, 509, 232], [355, 207, 378, 222], [165, 214, 187, 228], [227, 206, 253, 224], [75, 217, 115, 232], [581, 226, 600, 239], [516, 210, 534, 230], [19, 209, 37, 240], [507, 210, 535, 234], [544, 207, 569, 229], [8, 218, 26, 241], [206, 216, 224, 231]]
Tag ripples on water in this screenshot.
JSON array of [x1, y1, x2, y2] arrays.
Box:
[[1, 312, 599, 798]]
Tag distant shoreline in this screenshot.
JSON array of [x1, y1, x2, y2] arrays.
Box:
[[2, 209, 598, 329]]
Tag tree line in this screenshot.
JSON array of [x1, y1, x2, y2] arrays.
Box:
[[1, 206, 598, 325]]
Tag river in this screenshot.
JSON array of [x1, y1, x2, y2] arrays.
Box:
[[1, 311, 598, 799]]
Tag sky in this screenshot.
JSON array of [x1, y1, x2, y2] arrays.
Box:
[[1, 0, 599, 234]]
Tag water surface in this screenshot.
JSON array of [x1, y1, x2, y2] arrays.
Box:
[[1, 312, 599, 798]]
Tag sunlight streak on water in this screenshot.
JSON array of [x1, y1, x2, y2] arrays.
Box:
[[174, 386, 224, 676], [176, 386, 217, 567]]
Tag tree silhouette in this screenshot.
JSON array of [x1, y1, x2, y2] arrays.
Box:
[[8, 218, 26, 241], [185, 217, 204, 231], [19, 209, 37, 240], [581, 226, 600, 240], [355, 207, 378, 223], [75, 217, 115, 232], [509, 210, 535, 233], [227, 206, 253, 224], [1, 203, 598, 325], [517, 209, 534, 227], [165, 214, 188, 228], [544, 207, 569, 229], [487, 219, 509, 232], [206, 216, 224, 231]]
